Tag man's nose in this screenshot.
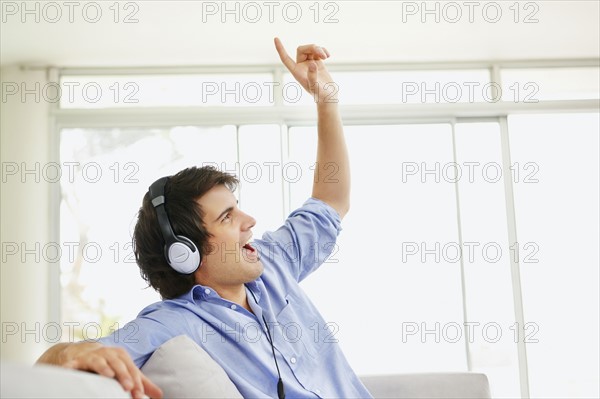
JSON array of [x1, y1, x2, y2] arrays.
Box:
[[242, 212, 256, 230]]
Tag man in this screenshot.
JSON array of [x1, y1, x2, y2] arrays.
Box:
[[38, 38, 372, 399]]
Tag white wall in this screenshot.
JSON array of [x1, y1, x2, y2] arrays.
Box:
[[2, 1, 599, 67], [1, 66, 53, 363]]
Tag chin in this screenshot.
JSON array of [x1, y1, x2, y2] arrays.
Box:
[[248, 260, 264, 278]]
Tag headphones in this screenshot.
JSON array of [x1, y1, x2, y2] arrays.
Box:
[[148, 176, 201, 274]]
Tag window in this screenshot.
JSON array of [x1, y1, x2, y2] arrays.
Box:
[[59, 126, 238, 331], [454, 122, 520, 398], [59, 74, 276, 108], [501, 67, 600, 102], [284, 70, 491, 105], [508, 113, 600, 397], [56, 63, 599, 398], [291, 124, 468, 374]]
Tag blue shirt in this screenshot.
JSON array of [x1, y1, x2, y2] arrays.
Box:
[[99, 198, 372, 399]]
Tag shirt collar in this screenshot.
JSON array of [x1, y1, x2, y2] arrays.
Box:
[[245, 280, 262, 303], [182, 280, 263, 304]]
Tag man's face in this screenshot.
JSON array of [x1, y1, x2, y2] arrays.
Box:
[[193, 184, 263, 291]]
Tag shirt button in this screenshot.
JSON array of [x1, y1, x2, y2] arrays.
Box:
[[290, 357, 297, 364], [230, 304, 237, 310], [315, 389, 322, 395], [204, 289, 210, 295]]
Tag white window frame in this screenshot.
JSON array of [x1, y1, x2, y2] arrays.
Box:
[[48, 58, 600, 399]]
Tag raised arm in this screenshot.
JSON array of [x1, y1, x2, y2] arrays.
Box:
[[274, 38, 350, 219]]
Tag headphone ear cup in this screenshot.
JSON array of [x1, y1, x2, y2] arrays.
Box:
[[165, 236, 201, 274]]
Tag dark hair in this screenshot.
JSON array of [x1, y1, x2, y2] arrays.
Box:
[[133, 166, 238, 299]]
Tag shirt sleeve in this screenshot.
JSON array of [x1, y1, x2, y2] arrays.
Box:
[[96, 308, 187, 368], [259, 197, 342, 282]]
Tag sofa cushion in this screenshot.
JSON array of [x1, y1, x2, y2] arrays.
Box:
[[360, 372, 491, 399], [140, 335, 243, 398], [0, 361, 129, 398]]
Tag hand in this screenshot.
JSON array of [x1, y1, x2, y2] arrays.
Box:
[[62, 343, 163, 399], [274, 37, 338, 104]]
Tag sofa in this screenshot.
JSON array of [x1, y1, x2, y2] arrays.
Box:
[[1, 335, 491, 398]]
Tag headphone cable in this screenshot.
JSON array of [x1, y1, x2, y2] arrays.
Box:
[[262, 313, 285, 399], [248, 289, 286, 399]]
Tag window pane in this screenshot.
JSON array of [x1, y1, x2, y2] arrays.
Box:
[[455, 122, 520, 398], [59, 126, 237, 335], [287, 126, 316, 213], [289, 124, 467, 374], [59, 74, 275, 108], [238, 125, 285, 238], [501, 67, 600, 102], [284, 70, 491, 105], [509, 113, 600, 398]]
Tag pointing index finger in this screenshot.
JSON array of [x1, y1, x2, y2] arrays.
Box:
[[274, 37, 295, 72]]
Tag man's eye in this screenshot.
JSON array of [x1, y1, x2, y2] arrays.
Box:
[[222, 214, 231, 222]]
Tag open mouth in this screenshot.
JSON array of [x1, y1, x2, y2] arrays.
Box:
[[242, 242, 256, 253], [242, 234, 256, 253]]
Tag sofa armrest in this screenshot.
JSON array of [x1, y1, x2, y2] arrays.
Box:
[[360, 372, 491, 399], [1, 361, 130, 398]]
